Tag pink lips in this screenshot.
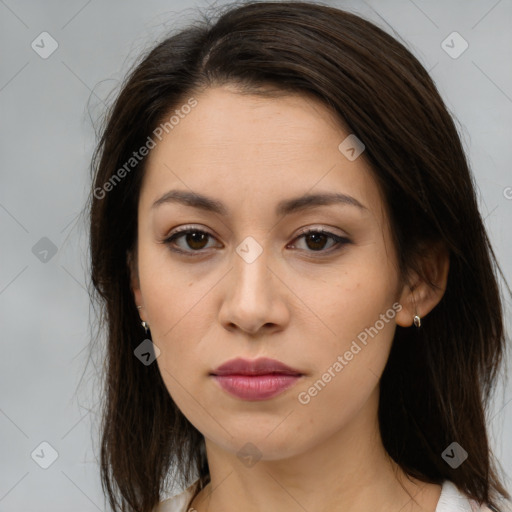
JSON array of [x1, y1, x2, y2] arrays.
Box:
[[210, 357, 303, 401]]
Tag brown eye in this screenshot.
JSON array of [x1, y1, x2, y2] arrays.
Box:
[[289, 229, 350, 253], [304, 232, 330, 251], [164, 228, 219, 254], [183, 231, 209, 250]]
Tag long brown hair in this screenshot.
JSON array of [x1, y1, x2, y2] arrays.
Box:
[[87, 2, 511, 510]]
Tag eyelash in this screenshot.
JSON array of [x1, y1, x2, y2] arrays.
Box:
[[162, 225, 351, 257]]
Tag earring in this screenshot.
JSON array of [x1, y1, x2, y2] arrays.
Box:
[[413, 315, 421, 328], [141, 321, 149, 333], [137, 305, 143, 310]]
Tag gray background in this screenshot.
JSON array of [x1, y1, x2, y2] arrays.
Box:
[[1, 0, 511, 510]]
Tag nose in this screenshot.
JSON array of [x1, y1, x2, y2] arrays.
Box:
[[218, 244, 290, 336]]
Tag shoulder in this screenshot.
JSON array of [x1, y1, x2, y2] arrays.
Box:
[[153, 479, 200, 512], [436, 481, 512, 512]]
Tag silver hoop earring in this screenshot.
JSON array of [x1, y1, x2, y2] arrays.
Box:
[[413, 315, 421, 328]]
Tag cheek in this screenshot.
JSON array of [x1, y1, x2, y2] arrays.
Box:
[[137, 252, 214, 397], [286, 257, 398, 422], [294, 253, 399, 348], [299, 308, 396, 407], [276, 320, 395, 456], [138, 244, 215, 340]]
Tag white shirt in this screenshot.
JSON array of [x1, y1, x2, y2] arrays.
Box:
[[155, 479, 509, 512]]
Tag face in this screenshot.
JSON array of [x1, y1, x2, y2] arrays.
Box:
[[131, 85, 410, 460]]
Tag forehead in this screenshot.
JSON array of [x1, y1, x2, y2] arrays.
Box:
[[155, 85, 347, 152], [139, 85, 385, 221]]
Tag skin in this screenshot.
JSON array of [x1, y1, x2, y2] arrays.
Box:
[[130, 85, 449, 512]]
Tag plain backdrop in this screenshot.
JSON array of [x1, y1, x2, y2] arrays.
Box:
[[1, 0, 511, 510]]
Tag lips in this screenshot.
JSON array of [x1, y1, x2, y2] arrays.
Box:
[[211, 357, 303, 377], [210, 357, 303, 401]]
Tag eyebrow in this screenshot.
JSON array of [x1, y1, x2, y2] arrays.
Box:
[[151, 189, 367, 216]]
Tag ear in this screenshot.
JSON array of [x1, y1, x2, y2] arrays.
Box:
[[127, 248, 145, 320], [395, 241, 450, 327]]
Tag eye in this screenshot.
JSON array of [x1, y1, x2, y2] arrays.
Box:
[[288, 228, 350, 253], [162, 226, 350, 256], [163, 226, 221, 254]]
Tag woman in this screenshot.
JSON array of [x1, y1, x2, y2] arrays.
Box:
[[88, 2, 511, 511]]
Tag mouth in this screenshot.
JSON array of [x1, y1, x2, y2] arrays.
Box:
[[210, 357, 304, 401]]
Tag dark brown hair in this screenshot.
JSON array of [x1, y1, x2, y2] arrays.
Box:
[[87, 1, 510, 511]]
